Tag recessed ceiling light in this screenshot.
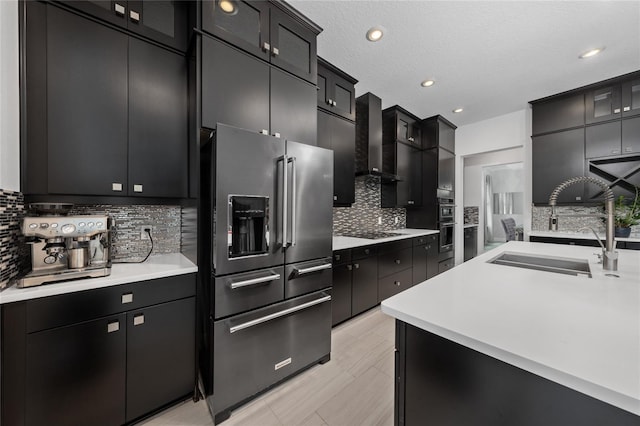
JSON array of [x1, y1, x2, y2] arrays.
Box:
[[579, 47, 605, 59], [219, 0, 237, 15], [366, 27, 384, 42], [421, 80, 435, 87], [453, 108, 463, 113]]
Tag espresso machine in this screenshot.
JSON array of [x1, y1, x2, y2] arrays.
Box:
[[18, 204, 112, 288]]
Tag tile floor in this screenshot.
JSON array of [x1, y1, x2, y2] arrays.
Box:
[[142, 307, 395, 426]]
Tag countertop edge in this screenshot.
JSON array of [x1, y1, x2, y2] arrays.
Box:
[[0, 253, 198, 305], [528, 230, 640, 243], [333, 229, 440, 250]]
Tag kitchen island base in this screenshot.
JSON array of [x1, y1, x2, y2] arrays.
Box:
[[395, 321, 638, 426]]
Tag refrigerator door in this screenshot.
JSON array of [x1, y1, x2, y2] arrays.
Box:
[[214, 124, 285, 275], [284, 141, 333, 264]]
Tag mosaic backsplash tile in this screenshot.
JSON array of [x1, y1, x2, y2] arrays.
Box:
[[531, 205, 640, 235], [333, 176, 406, 235], [464, 206, 479, 225], [0, 189, 28, 289]]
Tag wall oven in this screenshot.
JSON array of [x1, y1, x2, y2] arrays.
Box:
[[438, 198, 455, 222], [439, 222, 455, 253]]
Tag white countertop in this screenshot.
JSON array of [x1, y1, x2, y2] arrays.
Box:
[[381, 241, 640, 415], [0, 253, 198, 304], [333, 228, 440, 251], [529, 230, 640, 243]]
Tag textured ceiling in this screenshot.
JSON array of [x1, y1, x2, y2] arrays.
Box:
[[288, 0, 640, 127]]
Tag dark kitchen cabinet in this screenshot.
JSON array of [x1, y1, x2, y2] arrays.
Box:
[[317, 58, 357, 121], [59, 0, 189, 51], [351, 249, 379, 316], [586, 121, 621, 158], [318, 110, 356, 205], [438, 147, 455, 192], [378, 240, 414, 301], [383, 106, 421, 148], [201, 36, 316, 145], [381, 142, 422, 207], [24, 3, 188, 198], [532, 93, 585, 135], [586, 84, 622, 124], [622, 116, 640, 154], [331, 250, 353, 326], [463, 226, 478, 261], [412, 234, 438, 284], [621, 78, 640, 118], [202, 0, 319, 84], [532, 128, 585, 204], [1, 274, 196, 426], [422, 115, 456, 152], [25, 314, 127, 426]]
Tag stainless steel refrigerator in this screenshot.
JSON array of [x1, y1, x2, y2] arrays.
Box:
[[199, 124, 333, 423]]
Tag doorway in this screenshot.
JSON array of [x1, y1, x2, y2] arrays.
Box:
[[483, 163, 524, 250]]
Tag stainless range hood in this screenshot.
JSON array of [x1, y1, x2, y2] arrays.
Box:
[[355, 92, 401, 182]]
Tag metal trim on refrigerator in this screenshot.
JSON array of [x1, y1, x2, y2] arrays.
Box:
[[289, 156, 297, 246], [228, 295, 331, 334], [281, 155, 288, 248]]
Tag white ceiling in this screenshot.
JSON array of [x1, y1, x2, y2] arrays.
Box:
[[288, 0, 640, 127]]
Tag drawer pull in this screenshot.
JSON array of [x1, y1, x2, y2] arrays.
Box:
[[364, 249, 370, 255], [121, 293, 133, 304], [395, 259, 401, 265], [394, 281, 401, 287], [347, 265, 353, 271], [230, 295, 331, 334], [230, 273, 281, 290], [354, 263, 360, 269], [623, 106, 631, 112], [335, 254, 341, 261], [133, 314, 144, 326], [294, 263, 332, 275], [107, 321, 120, 333]]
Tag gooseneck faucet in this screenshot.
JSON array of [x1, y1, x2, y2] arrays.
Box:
[[548, 176, 618, 271]]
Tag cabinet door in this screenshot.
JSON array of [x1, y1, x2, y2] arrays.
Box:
[[129, 38, 188, 197], [585, 121, 621, 158], [396, 143, 411, 205], [621, 78, 640, 118], [378, 268, 412, 301], [438, 148, 455, 191], [331, 263, 352, 326], [269, 7, 317, 84], [464, 227, 478, 261], [127, 0, 189, 52], [332, 115, 356, 205], [351, 256, 378, 315], [201, 37, 270, 133], [438, 121, 455, 152], [26, 314, 126, 426], [47, 6, 128, 195], [532, 128, 585, 204], [271, 67, 317, 145], [331, 73, 356, 121], [586, 85, 622, 124], [126, 298, 195, 422], [426, 239, 439, 280], [58, 1, 128, 28], [317, 70, 329, 110], [622, 116, 640, 154], [396, 113, 411, 144], [532, 94, 585, 135], [412, 245, 428, 285], [202, 0, 270, 61]]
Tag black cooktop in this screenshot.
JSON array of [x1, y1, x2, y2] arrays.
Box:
[[340, 231, 405, 239]]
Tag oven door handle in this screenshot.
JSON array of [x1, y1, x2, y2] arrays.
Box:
[[229, 273, 281, 290], [229, 295, 331, 333]]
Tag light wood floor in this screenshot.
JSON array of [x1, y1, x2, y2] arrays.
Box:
[[142, 307, 395, 426]]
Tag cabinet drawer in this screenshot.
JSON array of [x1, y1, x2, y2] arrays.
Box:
[[26, 274, 196, 333], [378, 239, 413, 254], [285, 258, 332, 299], [212, 291, 331, 415], [214, 267, 284, 319], [378, 247, 413, 278], [413, 234, 437, 246], [438, 259, 455, 274], [333, 249, 351, 265], [378, 268, 413, 302], [352, 245, 377, 259]]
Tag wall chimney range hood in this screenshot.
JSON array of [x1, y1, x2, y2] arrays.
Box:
[[355, 92, 402, 182]]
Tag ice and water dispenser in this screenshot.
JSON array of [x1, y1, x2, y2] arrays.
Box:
[[228, 195, 269, 258]]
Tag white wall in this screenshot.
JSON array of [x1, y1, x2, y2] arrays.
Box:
[[455, 108, 533, 264], [0, 0, 20, 191]]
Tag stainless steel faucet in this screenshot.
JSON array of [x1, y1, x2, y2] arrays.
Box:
[[548, 176, 618, 271]]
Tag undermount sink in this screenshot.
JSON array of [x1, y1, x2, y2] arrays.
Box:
[[488, 252, 592, 278]]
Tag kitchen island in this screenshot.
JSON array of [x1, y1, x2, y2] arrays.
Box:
[[381, 241, 639, 425]]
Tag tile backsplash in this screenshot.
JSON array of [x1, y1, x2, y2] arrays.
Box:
[[464, 206, 479, 225], [333, 176, 406, 235], [0, 189, 28, 289]]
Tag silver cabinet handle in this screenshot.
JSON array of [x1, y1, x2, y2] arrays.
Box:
[[262, 42, 271, 52], [395, 259, 401, 264], [612, 150, 620, 154], [408, 200, 414, 205], [122, 293, 133, 304], [129, 10, 140, 22], [623, 106, 631, 112], [112, 182, 123, 191], [133, 184, 143, 193], [114, 3, 125, 15], [614, 108, 621, 114], [353, 263, 360, 269], [294, 263, 332, 275], [327, 99, 333, 105], [624, 147, 632, 152], [289, 156, 297, 247], [272, 46, 279, 56], [133, 314, 144, 326], [332, 100, 337, 107], [280, 155, 288, 248], [347, 264, 353, 271], [273, 132, 281, 138], [230, 273, 281, 289], [107, 321, 120, 333], [394, 281, 401, 287], [230, 295, 331, 333], [261, 129, 269, 135], [408, 137, 414, 142]]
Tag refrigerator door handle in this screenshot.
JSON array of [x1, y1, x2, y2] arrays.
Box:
[[289, 156, 297, 246], [279, 155, 288, 248], [294, 263, 332, 276], [229, 273, 281, 289], [229, 295, 331, 334]]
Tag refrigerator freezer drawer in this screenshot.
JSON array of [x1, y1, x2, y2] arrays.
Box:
[[285, 258, 332, 299], [211, 290, 331, 418], [214, 266, 285, 319]]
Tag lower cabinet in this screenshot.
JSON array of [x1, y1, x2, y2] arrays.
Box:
[[2, 274, 196, 426], [412, 234, 438, 284], [464, 227, 478, 262], [351, 250, 379, 316]]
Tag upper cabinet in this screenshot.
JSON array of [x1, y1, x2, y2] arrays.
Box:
[[317, 58, 357, 121], [585, 85, 622, 124], [532, 93, 585, 135], [202, 0, 320, 84], [621, 78, 640, 118], [58, 0, 189, 51], [422, 115, 456, 153], [383, 107, 421, 148]]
